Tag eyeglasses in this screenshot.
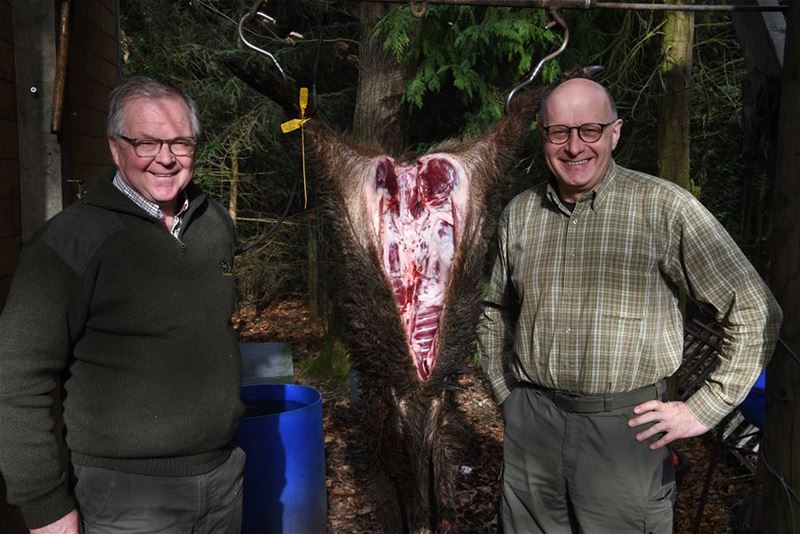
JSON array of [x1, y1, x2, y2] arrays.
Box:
[[540, 122, 616, 145], [118, 135, 197, 158]]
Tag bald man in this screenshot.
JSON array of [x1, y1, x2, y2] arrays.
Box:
[[478, 78, 781, 532]]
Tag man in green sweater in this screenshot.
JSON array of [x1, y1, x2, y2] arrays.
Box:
[[0, 77, 244, 533]]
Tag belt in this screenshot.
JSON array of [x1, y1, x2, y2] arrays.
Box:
[[518, 381, 664, 413]]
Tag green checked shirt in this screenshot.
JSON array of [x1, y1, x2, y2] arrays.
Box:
[[478, 161, 782, 429]]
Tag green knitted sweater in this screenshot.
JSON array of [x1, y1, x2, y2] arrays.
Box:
[[0, 171, 243, 528]]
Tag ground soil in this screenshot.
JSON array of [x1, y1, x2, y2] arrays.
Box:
[[235, 297, 757, 533]]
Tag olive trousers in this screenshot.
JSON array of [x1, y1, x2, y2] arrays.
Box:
[[73, 447, 245, 534], [500, 385, 675, 534]]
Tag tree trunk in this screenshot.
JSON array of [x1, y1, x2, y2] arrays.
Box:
[[352, 3, 413, 154], [764, 2, 800, 532], [228, 146, 238, 222], [656, 1, 694, 325], [656, 0, 694, 191]]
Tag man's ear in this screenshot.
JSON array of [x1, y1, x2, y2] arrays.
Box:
[[610, 119, 623, 150], [108, 137, 122, 167]]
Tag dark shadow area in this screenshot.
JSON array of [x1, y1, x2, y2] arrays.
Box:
[[0, 473, 26, 534]]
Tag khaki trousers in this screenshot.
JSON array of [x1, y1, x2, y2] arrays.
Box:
[[501, 386, 675, 534]]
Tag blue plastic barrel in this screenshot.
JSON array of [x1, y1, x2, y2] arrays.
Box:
[[739, 370, 766, 429], [235, 384, 327, 533]]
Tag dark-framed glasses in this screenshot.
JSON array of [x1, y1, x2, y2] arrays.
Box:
[[118, 135, 197, 157], [540, 122, 616, 145]]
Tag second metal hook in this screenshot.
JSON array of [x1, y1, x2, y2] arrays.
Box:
[[504, 8, 569, 115], [239, 1, 305, 82]]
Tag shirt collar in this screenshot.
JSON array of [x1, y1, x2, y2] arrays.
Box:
[[545, 160, 619, 213], [112, 172, 189, 222]]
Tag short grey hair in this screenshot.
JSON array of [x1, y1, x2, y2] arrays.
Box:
[[106, 76, 202, 138], [539, 79, 618, 124]]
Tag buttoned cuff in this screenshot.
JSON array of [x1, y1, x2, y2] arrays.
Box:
[[685, 385, 734, 429]]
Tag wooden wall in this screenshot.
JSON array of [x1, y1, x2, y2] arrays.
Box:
[[0, 0, 20, 309], [66, 0, 118, 196], [0, 0, 118, 310]]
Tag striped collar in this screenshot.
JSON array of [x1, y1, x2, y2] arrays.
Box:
[[112, 172, 189, 239]]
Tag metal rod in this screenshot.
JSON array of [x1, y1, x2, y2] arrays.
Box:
[[51, 0, 71, 134], [354, 0, 786, 12]]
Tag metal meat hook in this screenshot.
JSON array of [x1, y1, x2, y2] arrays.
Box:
[[504, 7, 569, 114], [238, 0, 304, 82]]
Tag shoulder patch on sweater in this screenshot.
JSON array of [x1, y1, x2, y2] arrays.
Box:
[[41, 205, 126, 276]]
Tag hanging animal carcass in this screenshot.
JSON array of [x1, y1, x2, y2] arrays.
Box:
[[228, 47, 578, 533]]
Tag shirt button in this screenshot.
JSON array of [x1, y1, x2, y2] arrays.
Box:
[[571, 252, 577, 258], [572, 219, 579, 225], [565, 327, 572, 334]]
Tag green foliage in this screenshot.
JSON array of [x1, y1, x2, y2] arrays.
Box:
[[375, 7, 560, 134]]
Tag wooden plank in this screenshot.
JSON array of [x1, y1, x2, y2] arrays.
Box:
[[0, 197, 20, 239], [0, 120, 18, 160], [0, 41, 15, 82], [0, 235, 21, 278], [12, 0, 63, 241], [764, 2, 800, 533], [71, 11, 118, 65], [69, 40, 118, 90], [69, 71, 113, 114], [68, 102, 108, 137], [0, 80, 16, 121], [0, 160, 20, 198], [72, 0, 117, 39], [71, 132, 111, 166], [0, 1, 13, 47]]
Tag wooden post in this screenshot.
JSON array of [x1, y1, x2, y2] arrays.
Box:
[[656, 0, 694, 192], [764, 2, 800, 532], [11, 0, 63, 241]]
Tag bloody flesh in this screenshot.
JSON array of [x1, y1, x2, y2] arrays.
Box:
[[372, 155, 466, 381]]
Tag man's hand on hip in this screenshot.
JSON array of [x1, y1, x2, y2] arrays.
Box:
[[628, 400, 710, 450], [29, 509, 80, 534]]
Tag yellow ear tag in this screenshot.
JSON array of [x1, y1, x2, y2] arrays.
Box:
[[280, 87, 310, 133], [278, 88, 311, 208]]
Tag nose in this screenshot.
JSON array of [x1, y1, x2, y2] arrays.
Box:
[[565, 128, 584, 155], [154, 142, 175, 165]]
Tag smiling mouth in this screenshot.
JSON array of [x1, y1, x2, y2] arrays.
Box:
[[563, 158, 591, 166]]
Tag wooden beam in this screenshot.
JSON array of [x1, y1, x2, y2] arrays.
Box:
[[11, 0, 63, 242], [764, 2, 800, 532]]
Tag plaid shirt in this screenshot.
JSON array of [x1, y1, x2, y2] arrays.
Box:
[[478, 161, 781, 428], [113, 172, 189, 240]]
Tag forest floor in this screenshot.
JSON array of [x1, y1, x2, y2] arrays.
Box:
[[235, 297, 758, 534]]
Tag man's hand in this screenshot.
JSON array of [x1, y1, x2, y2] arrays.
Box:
[[628, 400, 710, 450], [29, 509, 80, 534]]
